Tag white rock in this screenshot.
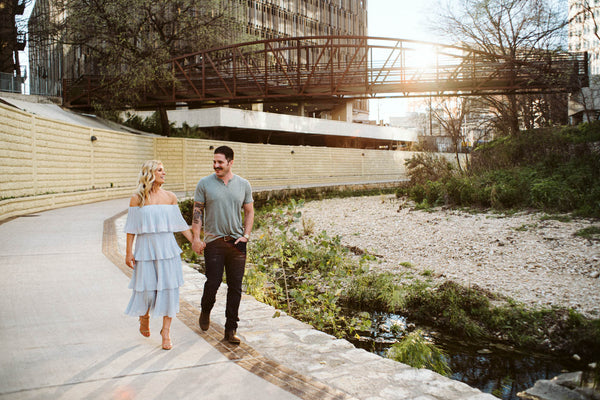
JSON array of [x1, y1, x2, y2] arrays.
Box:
[[297, 195, 600, 318]]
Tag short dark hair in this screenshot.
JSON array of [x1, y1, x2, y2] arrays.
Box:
[[214, 145, 234, 161]]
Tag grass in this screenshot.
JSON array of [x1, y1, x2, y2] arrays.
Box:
[[387, 330, 452, 376], [575, 226, 600, 240], [345, 274, 600, 358]]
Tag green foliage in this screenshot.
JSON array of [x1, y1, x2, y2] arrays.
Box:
[[387, 330, 452, 376], [539, 214, 573, 223], [122, 112, 165, 135], [179, 197, 600, 364], [44, 0, 250, 111], [244, 266, 277, 306], [405, 281, 489, 339], [121, 113, 210, 138], [404, 152, 455, 185], [575, 226, 600, 240], [254, 187, 397, 213], [398, 123, 600, 217], [341, 271, 600, 359], [244, 199, 371, 338], [345, 272, 409, 311], [179, 198, 194, 225], [179, 242, 202, 265]]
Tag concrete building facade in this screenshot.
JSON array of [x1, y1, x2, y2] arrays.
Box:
[[568, 0, 600, 122]]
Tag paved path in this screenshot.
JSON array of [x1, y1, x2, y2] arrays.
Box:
[[0, 199, 334, 400], [0, 198, 495, 400]]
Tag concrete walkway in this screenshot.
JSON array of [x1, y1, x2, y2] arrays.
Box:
[[0, 198, 495, 400], [0, 199, 316, 400]]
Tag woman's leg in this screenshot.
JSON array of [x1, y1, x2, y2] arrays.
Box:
[[139, 309, 150, 337], [160, 316, 172, 350]]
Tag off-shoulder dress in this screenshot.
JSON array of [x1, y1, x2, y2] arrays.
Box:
[[123, 204, 189, 318]]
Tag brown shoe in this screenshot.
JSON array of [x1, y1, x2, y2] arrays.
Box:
[[224, 330, 241, 345], [199, 311, 210, 331]]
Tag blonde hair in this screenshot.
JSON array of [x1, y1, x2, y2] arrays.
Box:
[[135, 160, 163, 207]]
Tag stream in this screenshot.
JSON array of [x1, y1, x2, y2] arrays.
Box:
[[347, 311, 586, 399]]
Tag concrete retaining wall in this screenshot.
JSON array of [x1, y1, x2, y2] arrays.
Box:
[[1, 102, 422, 220]]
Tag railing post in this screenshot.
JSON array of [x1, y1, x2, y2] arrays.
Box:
[[264, 42, 269, 95]]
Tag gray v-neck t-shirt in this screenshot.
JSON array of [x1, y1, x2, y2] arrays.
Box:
[[194, 173, 253, 243]]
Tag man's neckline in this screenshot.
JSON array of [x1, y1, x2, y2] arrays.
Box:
[[214, 172, 235, 185]]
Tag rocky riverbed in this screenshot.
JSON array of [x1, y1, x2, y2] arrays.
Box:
[[296, 194, 600, 318]]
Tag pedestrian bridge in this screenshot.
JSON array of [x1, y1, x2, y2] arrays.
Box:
[[63, 36, 589, 112]]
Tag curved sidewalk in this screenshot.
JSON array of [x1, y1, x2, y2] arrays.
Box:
[[0, 198, 340, 400], [0, 198, 495, 400]]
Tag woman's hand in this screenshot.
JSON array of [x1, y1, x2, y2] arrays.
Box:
[[126, 252, 136, 269], [192, 238, 206, 255]]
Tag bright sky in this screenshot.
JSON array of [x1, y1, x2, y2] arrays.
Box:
[[368, 0, 438, 42], [16, 1, 33, 94], [367, 0, 440, 122]]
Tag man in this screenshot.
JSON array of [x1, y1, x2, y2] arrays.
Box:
[[192, 145, 254, 344]]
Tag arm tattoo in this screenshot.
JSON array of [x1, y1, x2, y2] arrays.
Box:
[[193, 202, 204, 225]]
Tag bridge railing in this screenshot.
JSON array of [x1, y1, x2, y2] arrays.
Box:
[[64, 36, 588, 109]]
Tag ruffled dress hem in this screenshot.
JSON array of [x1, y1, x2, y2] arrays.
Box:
[[123, 204, 188, 318]]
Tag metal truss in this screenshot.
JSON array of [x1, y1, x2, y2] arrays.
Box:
[[63, 35, 589, 109]]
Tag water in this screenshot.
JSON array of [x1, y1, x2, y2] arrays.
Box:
[[347, 311, 585, 400]]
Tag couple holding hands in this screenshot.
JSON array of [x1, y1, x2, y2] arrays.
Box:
[[124, 145, 254, 350]]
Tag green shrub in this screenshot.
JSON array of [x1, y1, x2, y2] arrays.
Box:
[[398, 123, 600, 217], [387, 330, 452, 376], [345, 272, 408, 311], [404, 153, 454, 185], [575, 226, 600, 240], [530, 178, 573, 211], [179, 198, 194, 225]]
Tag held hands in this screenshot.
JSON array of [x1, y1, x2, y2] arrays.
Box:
[[192, 238, 206, 255]]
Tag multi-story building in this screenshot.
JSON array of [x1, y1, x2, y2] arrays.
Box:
[[28, 0, 61, 96], [245, 0, 367, 39], [0, 0, 27, 93], [28, 0, 369, 114], [568, 0, 600, 122]]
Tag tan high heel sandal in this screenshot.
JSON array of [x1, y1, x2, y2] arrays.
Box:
[[139, 315, 150, 337], [160, 329, 172, 350]]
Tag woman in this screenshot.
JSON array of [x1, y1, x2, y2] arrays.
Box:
[[124, 160, 192, 350]]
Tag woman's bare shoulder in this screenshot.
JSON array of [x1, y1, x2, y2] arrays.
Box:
[[129, 194, 141, 207], [164, 190, 179, 205]]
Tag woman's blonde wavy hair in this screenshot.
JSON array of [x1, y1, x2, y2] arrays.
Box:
[[134, 160, 163, 207]]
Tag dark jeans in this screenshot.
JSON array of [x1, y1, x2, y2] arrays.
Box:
[[202, 238, 247, 330]]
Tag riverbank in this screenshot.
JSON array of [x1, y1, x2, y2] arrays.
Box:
[[296, 194, 600, 318]]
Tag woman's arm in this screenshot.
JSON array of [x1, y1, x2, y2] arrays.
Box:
[[181, 228, 193, 243], [125, 194, 140, 268], [125, 233, 136, 269]]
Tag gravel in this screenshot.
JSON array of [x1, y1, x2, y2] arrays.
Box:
[[297, 194, 600, 318]]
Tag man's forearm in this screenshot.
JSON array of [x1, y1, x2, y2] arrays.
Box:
[[243, 205, 254, 236], [192, 201, 204, 240]]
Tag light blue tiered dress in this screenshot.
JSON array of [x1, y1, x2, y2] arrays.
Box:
[[123, 204, 190, 318]]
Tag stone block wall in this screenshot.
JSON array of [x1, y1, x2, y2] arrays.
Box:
[[1, 102, 419, 220]]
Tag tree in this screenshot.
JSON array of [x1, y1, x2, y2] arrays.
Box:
[[430, 97, 469, 171], [435, 0, 569, 136], [30, 0, 250, 135]]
